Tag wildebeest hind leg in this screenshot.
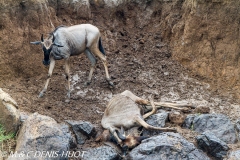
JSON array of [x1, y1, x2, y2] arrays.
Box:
[[143, 98, 157, 119], [84, 49, 97, 85], [64, 58, 71, 98], [39, 58, 55, 98], [148, 102, 193, 112], [90, 46, 114, 86], [121, 90, 149, 105], [134, 116, 177, 132]]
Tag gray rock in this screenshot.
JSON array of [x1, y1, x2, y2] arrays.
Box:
[[182, 114, 196, 129], [127, 132, 210, 160], [66, 120, 96, 145], [82, 145, 121, 160], [235, 119, 240, 139], [228, 150, 240, 160], [0, 88, 20, 133], [8, 113, 74, 160], [235, 119, 240, 132], [196, 131, 229, 159], [142, 111, 168, 136], [193, 114, 237, 144], [74, 131, 87, 145], [19, 111, 30, 123]]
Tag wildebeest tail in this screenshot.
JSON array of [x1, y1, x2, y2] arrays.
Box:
[[98, 37, 106, 55]]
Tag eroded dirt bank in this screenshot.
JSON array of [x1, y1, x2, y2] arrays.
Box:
[[0, 0, 240, 151], [170, 0, 240, 100], [1, 0, 240, 99]]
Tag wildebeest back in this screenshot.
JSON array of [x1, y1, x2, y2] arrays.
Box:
[[101, 94, 142, 129]]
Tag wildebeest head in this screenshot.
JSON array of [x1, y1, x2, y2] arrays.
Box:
[[96, 127, 149, 154], [30, 34, 63, 66], [116, 127, 149, 151]]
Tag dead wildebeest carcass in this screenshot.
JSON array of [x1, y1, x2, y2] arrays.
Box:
[[30, 24, 114, 98], [97, 90, 194, 153]]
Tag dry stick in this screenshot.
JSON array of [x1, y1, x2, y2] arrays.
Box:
[[154, 102, 194, 108], [144, 101, 195, 112]]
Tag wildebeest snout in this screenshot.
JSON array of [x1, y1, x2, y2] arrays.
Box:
[[43, 59, 50, 66]]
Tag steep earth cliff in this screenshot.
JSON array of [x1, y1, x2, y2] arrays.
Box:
[[1, 0, 240, 99]]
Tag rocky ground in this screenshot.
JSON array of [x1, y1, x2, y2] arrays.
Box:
[[2, 23, 240, 154], [0, 0, 240, 159]]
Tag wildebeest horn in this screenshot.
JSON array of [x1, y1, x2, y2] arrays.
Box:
[[116, 126, 126, 140], [52, 33, 55, 42], [30, 41, 41, 45], [41, 34, 44, 42], [121, 126, 125, 136]]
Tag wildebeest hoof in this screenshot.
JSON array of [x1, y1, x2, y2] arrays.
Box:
[[84, 81, 91, 86], [67, 92, 71, 98], [38, 92, 44, 98], [106, 79, 114, 87]]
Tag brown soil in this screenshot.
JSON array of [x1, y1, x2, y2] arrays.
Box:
[[0, 0, 240, 153]]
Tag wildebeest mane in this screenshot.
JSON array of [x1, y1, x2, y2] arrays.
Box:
[[47, 25, 66, 38], [52, 25, 66, 33]]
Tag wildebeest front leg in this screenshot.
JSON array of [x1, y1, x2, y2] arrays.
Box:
[[64, 58, 71, 98], [84, 49, 96, 86], [109, 126, 122, 144], [39, 58, 55, 98]]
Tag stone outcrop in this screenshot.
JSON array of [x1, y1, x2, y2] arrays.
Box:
[[66, 120, 96, 145], [196, 131, 229, 159], [8, 113, 75, 160], [183, 113, 237, 144], [235, 119, 240, 140], [127, 132, 210, 160], [82, 145, 121, 160], [0, 88, 20, 133]]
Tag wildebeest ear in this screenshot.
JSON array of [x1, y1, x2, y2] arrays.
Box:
[[116, 127, 126, 140], [52, 42, 64, 47], [30, 41, 41, 45], [120, 126, 125, 136]]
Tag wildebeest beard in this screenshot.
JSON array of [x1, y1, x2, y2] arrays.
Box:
[[42, 46, 52, 66]]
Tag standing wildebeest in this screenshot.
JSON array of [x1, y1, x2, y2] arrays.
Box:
[[31, 24, 114, 98]]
